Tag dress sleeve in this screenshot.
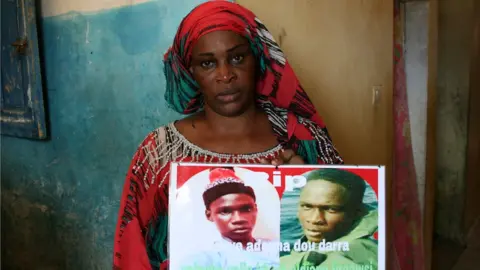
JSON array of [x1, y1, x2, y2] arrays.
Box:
[[113, 132, 165, 270]]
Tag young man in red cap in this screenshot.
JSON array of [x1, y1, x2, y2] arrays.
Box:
[[177, 167, 279, 270]]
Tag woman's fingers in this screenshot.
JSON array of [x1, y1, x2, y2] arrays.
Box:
[[259, 149, 305, 165], [289, 155, 305, 164]]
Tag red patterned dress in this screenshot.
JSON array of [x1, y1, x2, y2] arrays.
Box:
[[113, 122, 286, 269]]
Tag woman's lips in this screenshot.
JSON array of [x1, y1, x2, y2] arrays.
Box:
[[216, 90, 241, 103]]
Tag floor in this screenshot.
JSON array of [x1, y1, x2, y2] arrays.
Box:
[[432, 219, 480, 270]]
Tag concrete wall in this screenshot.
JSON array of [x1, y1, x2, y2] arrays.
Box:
[[435, 0, 475, 243], [403, 0, 476, 244], [40, 0, 152, 17], [1, 1, 204, 269]]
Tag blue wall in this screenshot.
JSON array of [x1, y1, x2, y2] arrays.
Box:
[[1, 1, 204, 268]]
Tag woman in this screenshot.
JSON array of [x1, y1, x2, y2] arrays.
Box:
[[113, 1, 343, 269]]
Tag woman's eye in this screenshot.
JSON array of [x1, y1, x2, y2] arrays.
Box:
[[201, 61, 214, 68], [231, 55, 244, 64]]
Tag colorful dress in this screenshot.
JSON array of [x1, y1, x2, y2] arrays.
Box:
[[113, 112, 342, 269], [114, 122, 283, 269]]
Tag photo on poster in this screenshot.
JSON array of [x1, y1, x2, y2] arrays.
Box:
[[279, 168, 380, 270], [168, 165, 281, 270]]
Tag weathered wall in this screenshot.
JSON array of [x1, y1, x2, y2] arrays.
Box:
[[0, 0, 205, 269], [435, 0, 475, 243], [40, 0, 152, 17], [402, 0, 477, 245]]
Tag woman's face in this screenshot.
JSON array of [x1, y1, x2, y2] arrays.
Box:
[[189, 30, 257, 117]]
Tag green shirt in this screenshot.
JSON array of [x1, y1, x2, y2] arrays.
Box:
[[280, 209, 379, 270]]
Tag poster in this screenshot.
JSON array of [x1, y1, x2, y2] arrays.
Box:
[[169, 163, 385, 270]]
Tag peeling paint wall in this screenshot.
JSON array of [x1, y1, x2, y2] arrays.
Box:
[[435, 0, 475, 243], [1, 0, 205, 269], [40, 0, 152, 17]]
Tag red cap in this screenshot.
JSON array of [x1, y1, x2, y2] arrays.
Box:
[[205, 168, 244, 191]]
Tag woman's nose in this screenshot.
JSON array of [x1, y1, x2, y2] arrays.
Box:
[[216, 62, 234, 82]]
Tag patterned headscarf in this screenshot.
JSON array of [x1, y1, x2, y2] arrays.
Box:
[[163, 0, 343, 165]]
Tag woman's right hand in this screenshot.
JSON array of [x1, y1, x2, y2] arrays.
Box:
[[260, 149, 305, 166]]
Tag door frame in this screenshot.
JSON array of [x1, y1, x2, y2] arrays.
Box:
[[463, 0, 480, 246], [424, 0, 438, 269]]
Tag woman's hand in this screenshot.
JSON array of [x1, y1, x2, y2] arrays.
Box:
[[261, 149, 305, 166]]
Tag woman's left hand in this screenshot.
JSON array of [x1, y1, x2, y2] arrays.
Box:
[[261, 149, 305, 166]]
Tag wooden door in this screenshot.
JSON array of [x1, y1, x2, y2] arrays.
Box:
[[1, 0, 47, 139], [236, 0, 394, 167]]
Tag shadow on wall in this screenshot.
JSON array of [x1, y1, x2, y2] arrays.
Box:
[[1, 1, 205, 269], [435, 0, 475, 244]]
